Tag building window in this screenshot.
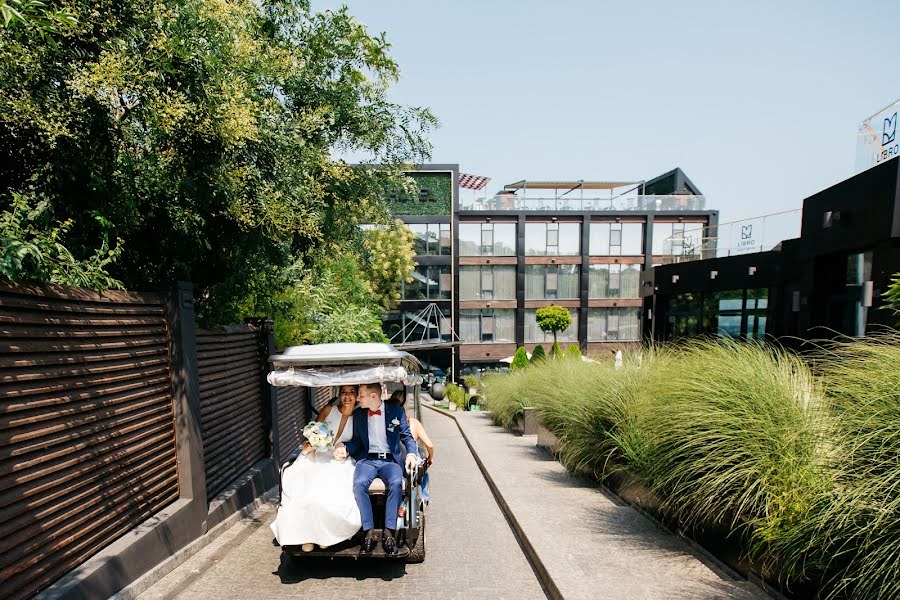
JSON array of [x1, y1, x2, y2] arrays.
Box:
[[652, 222, 705, 257], [525, 222, 580, 255], [667, 288, 769, 340], [459, 223, 516, 256], [588, 264, 640, 298], [407, 223, 451, 256], [587, 308, 641, 341], [590, 222, 643, 255], [403, 265, 451, 300], [525, 309, 579, 342], [390, 306, 451, 344], [459, 309, 514, 343], [702, 290, 743, 338], [459, 265, 515, 300], [525, 265, 580, 299]]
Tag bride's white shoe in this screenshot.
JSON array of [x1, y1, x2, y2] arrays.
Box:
[[301, 543, 314, 552]]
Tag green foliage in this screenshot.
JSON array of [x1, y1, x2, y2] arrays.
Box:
[[550, 341, 562, 357], [483, 337, 900, 599], [1, 193, 124, 290], [0, 0, 436, 324], [531, 345, 546, 362], [1, 0, 77, 36], [535, 306, 572, 344], [363, 219, 416, 310], [386, 172, 452, 216], [463, 375, 479, 390], [510, 347, 529, 371], [565, 344, 582, 359], [444, 382, 466, 409], [883, 273, 900, 326]]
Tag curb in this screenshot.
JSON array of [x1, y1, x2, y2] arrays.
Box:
[[423, 404, 562, 600], [110, 487, 279, 600], [426, 405, 786, 600]]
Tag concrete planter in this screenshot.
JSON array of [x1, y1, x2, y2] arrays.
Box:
[[514, 407, 539, 435], [536, 422, 561, 455]]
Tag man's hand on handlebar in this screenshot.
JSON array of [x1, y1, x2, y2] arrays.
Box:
[[405, 453, 418, 473]]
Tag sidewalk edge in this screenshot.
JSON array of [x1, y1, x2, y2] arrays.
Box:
[[424, 405, 561, 600]]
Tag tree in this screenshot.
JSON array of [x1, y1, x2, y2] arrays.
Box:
[[531, 345, 546, 362], [0, 0, 435, 324], [550, 341, 562, 357], [510, 346, 529, 371], [363, 220, 416, 311], [535, 305, 572, 346]]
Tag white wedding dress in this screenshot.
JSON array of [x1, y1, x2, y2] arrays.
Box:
[[270, 407, 361, 546]]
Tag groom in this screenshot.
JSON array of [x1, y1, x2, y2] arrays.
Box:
[[333, 383, 419, 555]]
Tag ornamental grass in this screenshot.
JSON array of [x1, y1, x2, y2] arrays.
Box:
[[480, 335, 900, 599]]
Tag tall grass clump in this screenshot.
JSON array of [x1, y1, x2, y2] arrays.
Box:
[[781, 334, 900, 600], [481, 368, 535, 427], [636, 338, 829, 570]]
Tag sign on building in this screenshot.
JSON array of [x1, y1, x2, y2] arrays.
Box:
[[856, 99, 900, 172]]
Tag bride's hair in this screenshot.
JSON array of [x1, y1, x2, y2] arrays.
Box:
[[388, 390, 406, 406]]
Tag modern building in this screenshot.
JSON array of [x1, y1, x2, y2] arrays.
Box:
[[645, 156, 900, 344], [381, 165, 717, 378], [452, 168, 716, 375]]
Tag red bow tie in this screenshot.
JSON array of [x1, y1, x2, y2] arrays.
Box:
[[368, 409, 382, 417]]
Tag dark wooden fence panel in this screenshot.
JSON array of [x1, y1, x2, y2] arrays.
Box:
[[275, 386, 308, 462], [0, 281, 178, 600], [196, 326, 267, 500]]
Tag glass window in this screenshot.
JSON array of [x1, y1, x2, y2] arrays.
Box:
[[652, 222, 704, 257], [587, 308, 641, 341], [588, 264, 640, 298], [526, 223, 580, 255], [621, 223, 643, 254], [459, 223, 516, 256], [525, 309, 579, 342], [525, 265, 580, 299], [591, 222, 643, 255], [394, 306, 451, 344], [459, 309, 514, 343], [407, 223, 451, 256], [459, 266, 516, 300], [403, 265, 451, 300]]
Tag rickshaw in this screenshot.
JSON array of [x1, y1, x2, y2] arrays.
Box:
[[267, 343, 427, 562]]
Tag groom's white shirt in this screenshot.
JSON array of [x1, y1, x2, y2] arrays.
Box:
[[367, 402, 390, 454]]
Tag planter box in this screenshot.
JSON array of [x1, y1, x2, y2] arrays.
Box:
[[536, 422, 561, 455], [522, 407, 539, 435]]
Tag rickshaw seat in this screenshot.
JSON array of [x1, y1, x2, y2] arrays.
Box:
[[368, 477, 407, 495]]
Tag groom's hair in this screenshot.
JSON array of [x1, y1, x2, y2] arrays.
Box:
[[358, 383, 380, 399]]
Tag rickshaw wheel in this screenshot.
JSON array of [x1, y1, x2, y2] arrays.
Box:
[[406, 512, 426, 563]]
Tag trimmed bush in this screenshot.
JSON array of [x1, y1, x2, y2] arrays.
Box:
[[510, 346, 529, 371], [531, 345, 546, 362], [566, 344, 582, 359]]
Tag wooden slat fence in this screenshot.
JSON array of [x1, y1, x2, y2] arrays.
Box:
[[275, 386, 308, 463], [196, 326, 267, 500], [0, 282, 178, 600]]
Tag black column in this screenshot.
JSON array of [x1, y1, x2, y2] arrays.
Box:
[[579, 214, 590, 350], [516, 214, 526, 346]]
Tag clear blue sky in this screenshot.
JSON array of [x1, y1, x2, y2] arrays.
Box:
[[318, 0, 899, 228]]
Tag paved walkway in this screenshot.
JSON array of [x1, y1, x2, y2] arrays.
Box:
[[454, 411, 768, 600], [136, 409, 546, 600]]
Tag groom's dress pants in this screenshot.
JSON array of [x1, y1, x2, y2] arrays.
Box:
[[353, 457, 403, 531]]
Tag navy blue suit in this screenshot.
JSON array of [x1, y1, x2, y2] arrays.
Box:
[[344, 402, 419, 531]]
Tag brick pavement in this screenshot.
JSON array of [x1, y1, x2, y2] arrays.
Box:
[[136, 408, 547, 600], [455, 411, 770, 600]]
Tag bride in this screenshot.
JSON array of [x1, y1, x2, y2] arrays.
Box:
[[270, 384, 361, 550]]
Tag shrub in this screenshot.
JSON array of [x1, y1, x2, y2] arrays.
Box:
[[463, 375, 479, 390], [550, 341, 562, 357], [444, 382, 467, 410], [509, 347, 529, 371], [535, 305, 572, 345], [531, 345, 546, 362], [565, 344, 582, 359]]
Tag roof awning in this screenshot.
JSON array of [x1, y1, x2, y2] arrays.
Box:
[[503, 180, 640, 191], [459, 173, 491, 190]]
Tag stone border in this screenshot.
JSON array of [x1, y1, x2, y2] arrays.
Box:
[[426, 405, 788, 600]]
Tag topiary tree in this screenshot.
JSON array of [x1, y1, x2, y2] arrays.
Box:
[[510, 346, 529, 371], [550, 341, 562, 357], [535, 305, 572, 347], [566, 344, 582, 359], [531, 345, 546, 362]]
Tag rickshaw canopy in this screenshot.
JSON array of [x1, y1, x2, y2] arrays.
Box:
[[267, 343, 423, 388]]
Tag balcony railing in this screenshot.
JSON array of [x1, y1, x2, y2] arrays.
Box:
[[459, 194, 706, 212]]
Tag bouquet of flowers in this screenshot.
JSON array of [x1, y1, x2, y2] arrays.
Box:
[[302, 420, 334, 450]]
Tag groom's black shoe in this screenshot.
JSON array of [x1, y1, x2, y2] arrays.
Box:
[[361, 529, 378, 555], [382, 529, 399, 556]]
